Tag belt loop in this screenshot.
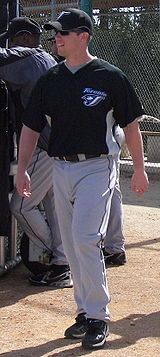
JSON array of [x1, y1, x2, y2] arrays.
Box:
[[77, 154, 86, 161]]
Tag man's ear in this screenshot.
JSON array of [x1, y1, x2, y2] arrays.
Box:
[[79, 32, 90, 43]]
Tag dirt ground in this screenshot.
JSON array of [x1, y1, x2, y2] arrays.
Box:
[[0, 176, 160, 357]]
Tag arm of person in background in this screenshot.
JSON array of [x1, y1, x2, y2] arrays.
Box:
[[16, 125, 40, 197], [15, 71, 48, 197], [0, 47, 33, 82], [123, 118, 149, 195]]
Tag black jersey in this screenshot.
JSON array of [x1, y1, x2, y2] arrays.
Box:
[[22, 58, 144, 157]]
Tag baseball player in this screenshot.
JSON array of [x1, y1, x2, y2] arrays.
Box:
[[0, 16, 72, 287], [15, 9, 149, 350], [45, 26, 126, 267]]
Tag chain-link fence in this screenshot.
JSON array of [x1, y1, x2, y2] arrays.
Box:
[[91, 1, 160, 176], [0, 0, 159, 275], [19, 0, 160, 176]]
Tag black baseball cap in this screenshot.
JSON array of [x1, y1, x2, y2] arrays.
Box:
[[44, 8, 93, 35], [0, 17, 42, 40]]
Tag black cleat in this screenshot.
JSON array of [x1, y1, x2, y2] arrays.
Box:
[[64, 313, 87, 339], [28, 265, 73, 288], [82, 319, 109, 349], [103, 250, 127, 266]]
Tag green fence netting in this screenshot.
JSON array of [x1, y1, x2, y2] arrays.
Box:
[[19, 0, 160, 174]]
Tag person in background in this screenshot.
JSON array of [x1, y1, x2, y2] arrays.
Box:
[[104, 177, 126, 267], [47, 34, 65, 63], [103, 132, 126, 266], [16, 9, 149, 350], [0, 16, 72, 288]]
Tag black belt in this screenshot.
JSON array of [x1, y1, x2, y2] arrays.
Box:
[[54, 154, 107, 162]]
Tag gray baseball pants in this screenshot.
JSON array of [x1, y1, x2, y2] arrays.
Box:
[[52, 156, 116, 321], [10, 147, 67, 265], [104, 154, 125, 253]]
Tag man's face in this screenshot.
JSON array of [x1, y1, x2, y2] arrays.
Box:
[[55, 30, 83, 58]]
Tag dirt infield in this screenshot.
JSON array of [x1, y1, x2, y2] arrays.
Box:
[[0, 176, 160, 357]]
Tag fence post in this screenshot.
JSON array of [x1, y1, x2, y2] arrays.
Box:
[[79, 0, 92, 17], [9, 0, 20, 20], [79, 0, 93, 53]]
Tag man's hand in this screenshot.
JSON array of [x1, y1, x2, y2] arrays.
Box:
[[123, 119, 149, 195], [131, 169, 149, 195], [16, 170, 31, 197], [15, 125, 40, 197]]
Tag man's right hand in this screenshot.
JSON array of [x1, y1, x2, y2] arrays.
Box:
[[16, 171, 31, 197]]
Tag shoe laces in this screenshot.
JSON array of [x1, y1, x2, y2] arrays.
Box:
[[87, 319, 106, 333], [49, 264, 70, 274], [76, 313, 86, 324]]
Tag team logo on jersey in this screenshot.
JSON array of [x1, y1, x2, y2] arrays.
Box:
[[82, 88, 107, 107]]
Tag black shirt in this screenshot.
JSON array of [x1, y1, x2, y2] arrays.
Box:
[[22, 58, 144, 157]]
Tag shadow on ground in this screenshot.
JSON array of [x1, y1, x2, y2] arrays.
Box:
[[0, 311, 159, 357]]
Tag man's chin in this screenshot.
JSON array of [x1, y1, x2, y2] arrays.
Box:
[[58, 52, 64, 58], [58, 48, 65, 56]]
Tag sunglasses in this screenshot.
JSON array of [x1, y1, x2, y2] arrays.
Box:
[[55, 28, 88, 36]]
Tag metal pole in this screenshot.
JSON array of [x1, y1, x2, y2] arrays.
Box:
[[0, 237, 6, 268], [51, 0, 56, 21], [9, 0, 19, 260], [9, 0, 20, 21], [16, 0, 20, 17]]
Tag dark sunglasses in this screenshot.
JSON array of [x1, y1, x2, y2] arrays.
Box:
[[55, 28, 87, 36]]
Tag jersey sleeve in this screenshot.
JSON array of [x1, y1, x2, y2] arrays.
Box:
[[0, 47, 31, 84], [22, 76, 47, 133], [110, 69, 145, 128]]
